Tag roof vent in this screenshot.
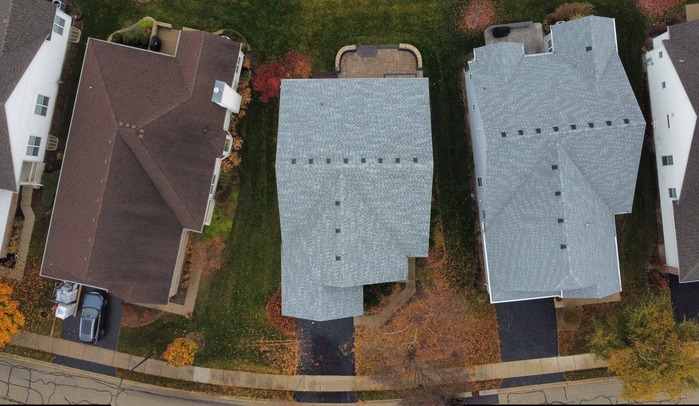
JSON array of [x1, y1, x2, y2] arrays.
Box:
[[586, 46, 592, 51], [335, 228, 340, 233], [361, 158, 366, 163], [560, 244, 567, 249], [343, 158, 349, 164], [606, 120, 612, 126], [335, 256, 341, 261], [623, 118, 630, 124], [335, 200, 340, 206], [555, 191, 561, 196], [291, 159, 296, 164], [309, 159, 314, 164], [378, 158, 383, 163], [326, 158, 331, 164], [395, 158, 401, 163], [570, 124, 576, 130], [413, 157, 418, 163], [552, 164, 558, 170], [558, 218, 564, 223], [588, 122, 594, 128], [553, 126, 559, 132], [501, 132, 507, 137], [535, 128, 541, 134], [518, 130, 524, 135]]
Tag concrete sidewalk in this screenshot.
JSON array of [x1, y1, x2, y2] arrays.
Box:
[[10, 331, 611, 392]]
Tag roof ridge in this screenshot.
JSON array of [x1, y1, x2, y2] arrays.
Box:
[[117, 128, 198, 229]]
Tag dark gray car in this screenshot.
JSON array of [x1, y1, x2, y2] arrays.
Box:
[[79, 292, 107, 343]]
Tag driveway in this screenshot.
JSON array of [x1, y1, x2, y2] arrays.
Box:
[[53, 288, 123, 376], [670, 275, 699, 322], [294, 317, 356, 403], [495, 298, 565, 388]]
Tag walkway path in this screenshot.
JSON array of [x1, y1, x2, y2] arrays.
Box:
[[10, 331, 611, 392], [0, 187, 36, 280]]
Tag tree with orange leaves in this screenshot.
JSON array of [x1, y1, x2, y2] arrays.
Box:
[[162, 337, 198, 367], [0, 282, 25, 348]]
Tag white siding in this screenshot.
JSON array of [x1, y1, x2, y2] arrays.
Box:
[[646, 43, 697, 268], [3, 9, 72, 188]]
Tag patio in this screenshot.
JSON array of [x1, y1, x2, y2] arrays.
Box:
[[336, 44, 423, 78]]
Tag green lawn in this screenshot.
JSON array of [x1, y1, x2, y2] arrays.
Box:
[[80, 0, 658, 372]]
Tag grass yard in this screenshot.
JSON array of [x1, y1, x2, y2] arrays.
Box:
[[73, 0, 663, 375]]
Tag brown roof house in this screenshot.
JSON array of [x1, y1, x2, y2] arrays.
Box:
[[41, 31, 245, 303]]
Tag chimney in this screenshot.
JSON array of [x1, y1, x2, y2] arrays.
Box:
[[211, 80, 242, 114]]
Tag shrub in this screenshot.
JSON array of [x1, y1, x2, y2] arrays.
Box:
[[543, 2, 594, 33], [0, 282, 25, 349], [41, 170, 60, 208], [163, 337, 198, 367], [457, 0, 497, 35], [111, 32, 123, 43], [252, 51, 312, 103], [637, 0, 682, 19]]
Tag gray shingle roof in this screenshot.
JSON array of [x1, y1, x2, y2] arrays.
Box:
[[276, 78, 433, 321], [0, 0, 56, 191], [467, 16, 645, 302], [663, 21, 699, 283]]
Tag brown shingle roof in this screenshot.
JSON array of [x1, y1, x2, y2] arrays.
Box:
[[0, 0, 56, 191], [41, 33, 241, 303], [664, 21, 699, 282]]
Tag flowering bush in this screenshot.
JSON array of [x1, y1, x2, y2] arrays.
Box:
[[252, 51, 312, 103], [457, 0, 497, 35], [163, 337, 198, 367], [637, 0, 682, 18]]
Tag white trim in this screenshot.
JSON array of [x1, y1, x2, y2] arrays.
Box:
[[612, 18, 619, 53], [614, 236, 623, 292], [482, 225, 493, 302], [490, 293, 560, 304]]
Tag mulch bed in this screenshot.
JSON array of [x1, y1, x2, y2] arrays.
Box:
[[265, 287, 296, 336], [121, 304, 162, 328]]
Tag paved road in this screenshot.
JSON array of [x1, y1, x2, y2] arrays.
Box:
[[54, 289, 123, 376], [294, 317, 356, 403], [495, 299, 565, 388], [0, 353, 272, 405]]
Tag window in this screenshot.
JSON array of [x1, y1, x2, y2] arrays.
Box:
[[477, 177, 482, 186], [662, 82, 666, 89], [26, 136, 41, 156], [669, 188, 677, 199], [34, 95, 49, 116], [662, 155, 674, 166], [53, 15, 65, 35]]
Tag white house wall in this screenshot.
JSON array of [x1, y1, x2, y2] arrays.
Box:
[[646, 43, 697, 268], [464, 67, 490, 295], [4, 9, 72, 187]]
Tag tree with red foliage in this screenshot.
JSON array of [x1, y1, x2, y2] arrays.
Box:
[[252, 51, 312, 103], [457, 0, 497, 35]]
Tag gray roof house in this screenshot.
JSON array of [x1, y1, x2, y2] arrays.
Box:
[[465, 16, 645, 303], [276, 78, 433, 321]]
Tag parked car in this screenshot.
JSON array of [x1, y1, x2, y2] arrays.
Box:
[[79, 292, 107, 343]]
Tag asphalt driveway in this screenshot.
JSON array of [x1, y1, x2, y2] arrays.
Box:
[[53, 288, 123, 376], [670, 275, 699, 322], [495, 298, 565, 388], [294, 317, 356, 403]]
